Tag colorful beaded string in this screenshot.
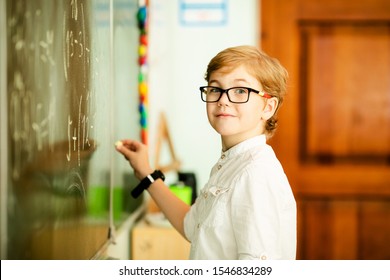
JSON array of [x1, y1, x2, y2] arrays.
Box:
[[137, 0, 148, 144]]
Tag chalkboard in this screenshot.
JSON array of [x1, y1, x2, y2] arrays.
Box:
[[3, 0, 141, 259]]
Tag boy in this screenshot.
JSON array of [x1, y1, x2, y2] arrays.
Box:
[[115, 45, 296, 259]]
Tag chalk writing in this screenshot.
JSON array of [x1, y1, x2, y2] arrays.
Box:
[[66, 169, 87, 203], [9, 72, 30, 179], [10, 83, 56, 177], [66, 93, 95, 166], [5, 0, 130, 260], [39, 30, 55, 66], [63, 0, 90, 83]]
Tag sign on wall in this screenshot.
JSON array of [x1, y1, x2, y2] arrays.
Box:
[[179, 0, 228, 26]]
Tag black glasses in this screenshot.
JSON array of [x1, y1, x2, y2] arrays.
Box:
[[199, 86, 272, 104]]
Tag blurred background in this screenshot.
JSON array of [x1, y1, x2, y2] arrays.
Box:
[[1, 0, 389, 260]]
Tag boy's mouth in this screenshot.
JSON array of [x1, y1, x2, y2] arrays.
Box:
[[216, 113, 235, 118]]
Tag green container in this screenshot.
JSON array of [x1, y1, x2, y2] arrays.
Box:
[[169, 185, 192, 205], [88, 186, 109, 217], [113, 186, 123, 220]]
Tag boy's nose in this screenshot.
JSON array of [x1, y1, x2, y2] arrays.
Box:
[[217, 91, 230, 105]]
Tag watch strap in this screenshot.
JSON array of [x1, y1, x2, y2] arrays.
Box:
[[131, 170, 165, 198], [130, 183, 145, 199]]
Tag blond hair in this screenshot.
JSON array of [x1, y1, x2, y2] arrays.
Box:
[[204, 45, 288, 137]]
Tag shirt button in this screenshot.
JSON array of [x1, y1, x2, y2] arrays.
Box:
[[217, 165, 222, 170], [203, 193, 208, 198], [215, 190, 220, 195], [261, 255, 267, 260], [220, 154, 225, 159], [197, 223, 200, 229]]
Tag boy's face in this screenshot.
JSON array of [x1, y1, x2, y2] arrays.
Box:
[[206, 65, 270, 149]]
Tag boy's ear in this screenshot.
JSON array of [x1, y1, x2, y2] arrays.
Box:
[[262, 97, 279, 120]]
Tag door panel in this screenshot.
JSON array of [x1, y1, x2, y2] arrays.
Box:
[[261, 0, 390, 259], [300, 21, 390, 163]]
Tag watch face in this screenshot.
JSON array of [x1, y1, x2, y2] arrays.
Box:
[[153, 170, 165, 181]]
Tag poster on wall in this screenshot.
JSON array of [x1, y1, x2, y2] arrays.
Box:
[[179, 0, 228, 26]]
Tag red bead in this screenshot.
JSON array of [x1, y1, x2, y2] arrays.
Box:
[[141, 129, 148, 144], [140, 35, 148, 45], [138, 56, 147, 65]]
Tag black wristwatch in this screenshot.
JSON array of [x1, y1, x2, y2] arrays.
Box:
[[131, 170, 165, 198]]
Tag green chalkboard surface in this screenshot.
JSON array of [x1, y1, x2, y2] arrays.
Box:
[[4, 0, 141, 259]]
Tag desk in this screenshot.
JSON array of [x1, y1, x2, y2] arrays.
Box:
[[131, 220, 190, 260]]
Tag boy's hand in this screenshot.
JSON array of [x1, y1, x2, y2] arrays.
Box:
[[115, 139, 153, 180]]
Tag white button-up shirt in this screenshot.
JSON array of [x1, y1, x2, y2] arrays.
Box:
[[184, 135, 296, 260]]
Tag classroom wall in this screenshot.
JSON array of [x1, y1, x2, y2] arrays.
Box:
[[147, 0, 259, 190]]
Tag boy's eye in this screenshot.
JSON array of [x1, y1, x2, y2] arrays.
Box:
[[209, 87, 221, 93], [232, 88, 248, 94]]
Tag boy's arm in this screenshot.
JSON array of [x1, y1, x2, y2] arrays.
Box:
[[115, 139, 190, 238], [146, 179, 190, 238]]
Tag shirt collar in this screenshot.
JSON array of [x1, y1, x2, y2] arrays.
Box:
[[221, 135, 267, 159]]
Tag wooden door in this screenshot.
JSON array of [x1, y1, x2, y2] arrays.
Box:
[[261, 0, 390, 259]]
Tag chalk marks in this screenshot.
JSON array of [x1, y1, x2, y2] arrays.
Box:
[[9, 71, 30, 179], [5, 0, 120, 260], [66, 94, 95, 166], [10, 85, 56, 178], [39, 30, 55, 65], [65, 168, 87, 205], [63, 0, 90, 83], [8, 0, 97, 180]]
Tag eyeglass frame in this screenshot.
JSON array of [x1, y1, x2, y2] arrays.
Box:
[[199, 86, 272, 104]]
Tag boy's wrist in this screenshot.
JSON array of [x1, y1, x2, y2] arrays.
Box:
[[137, 167, 154, 180]]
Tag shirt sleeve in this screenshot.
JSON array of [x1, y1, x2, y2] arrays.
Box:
[[183, 198, 199, 241], [230, 165, 289, 260]]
